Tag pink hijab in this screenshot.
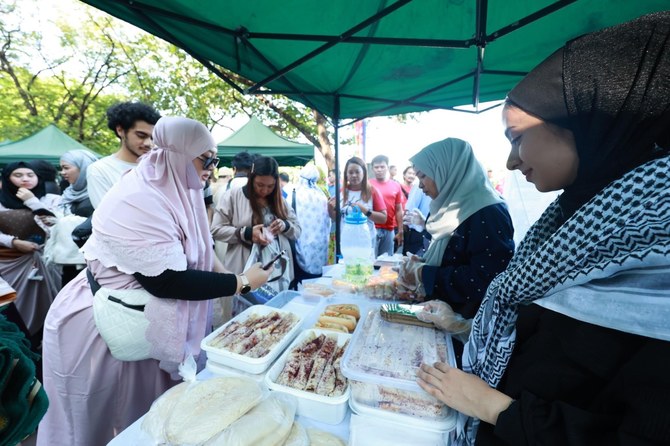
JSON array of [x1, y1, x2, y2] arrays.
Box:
[[86, 116, 216, 371]]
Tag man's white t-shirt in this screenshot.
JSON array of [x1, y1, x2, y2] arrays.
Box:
[[86, 155, 136, 208], [227, 176, 248, 191]]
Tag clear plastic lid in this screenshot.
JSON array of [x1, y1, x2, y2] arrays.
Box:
[[340, 307, 455, 392]]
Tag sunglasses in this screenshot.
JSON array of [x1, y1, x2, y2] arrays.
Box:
[[198, 155, 220, 169]]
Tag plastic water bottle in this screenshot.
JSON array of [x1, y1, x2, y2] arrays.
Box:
[[340, 207, 373, 276]]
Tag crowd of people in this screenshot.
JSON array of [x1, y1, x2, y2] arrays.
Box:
[[0, 11, 668, 446]]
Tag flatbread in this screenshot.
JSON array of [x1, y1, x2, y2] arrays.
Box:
[[206, 394, 296, 446], [282, 422, 309, 446], [165, 377, 262, 444], [306, 428, 346, 446], [141, 381, 189, 442]]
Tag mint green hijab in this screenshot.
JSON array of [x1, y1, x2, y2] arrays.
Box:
[[410, 138, 503, 266]]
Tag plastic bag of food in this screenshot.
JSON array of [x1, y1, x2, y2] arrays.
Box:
[[141, 355, 198, 443], [206, 393, 297, 446], [282, 422, 309, 446], [164, 376, 263, 445], [141, 355, 264, 446], [306, 428, 346, 446]]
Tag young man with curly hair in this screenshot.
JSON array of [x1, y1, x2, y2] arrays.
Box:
[[86, 102, 161, 208]]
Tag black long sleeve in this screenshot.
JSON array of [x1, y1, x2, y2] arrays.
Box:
[[476, 305, 670, 445], [133, 269, 237, 300], [421, 203, 515, 319]]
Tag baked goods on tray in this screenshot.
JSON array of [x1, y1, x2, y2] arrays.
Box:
[[314, 304, 360, 333], [275, 332, 349, 398], [206, 310, 299, 358], [380, 303, 435, 328]]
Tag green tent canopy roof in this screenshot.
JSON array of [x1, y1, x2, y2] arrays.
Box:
[[0, 124, 100, 166], [80, 0, 669, 122], [217, 117, 314, 166]]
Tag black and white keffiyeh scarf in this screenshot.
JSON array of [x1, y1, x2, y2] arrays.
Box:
[[456, 155, 670, 444]]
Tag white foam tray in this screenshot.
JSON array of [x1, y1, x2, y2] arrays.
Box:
[[265, 329, 351, 425], [201, 305, 302, 374]]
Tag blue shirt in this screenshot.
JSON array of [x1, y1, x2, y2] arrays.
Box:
[[405, 186, 432, 231]]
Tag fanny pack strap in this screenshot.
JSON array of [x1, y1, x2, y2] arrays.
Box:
[[87, 268, 146, 312], [86, 268, 101, 295]]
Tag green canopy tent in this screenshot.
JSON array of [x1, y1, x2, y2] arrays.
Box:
[[79, 0, 668, 121], [78, 0, 668, 253], [0, 124, 100, 166], [217, 117, 314, 167]]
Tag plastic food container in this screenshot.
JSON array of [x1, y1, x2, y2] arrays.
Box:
[[201, 305, 302, 374], [300, 297, 370, 333], [300, 282, 336, 298], [266, 290, 323, 328], [230, 294, 254, 318], [348, 412, 449, 446], [340, 307, 456, 432], [265, 290, 303, 308], [205, 359, 269, 385], [265, 329, 351, 425]]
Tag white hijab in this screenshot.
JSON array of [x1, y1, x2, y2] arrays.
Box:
[[409, 138, 503, 266]]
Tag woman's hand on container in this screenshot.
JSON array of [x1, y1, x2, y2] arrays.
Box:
[[353, 202, 368, 215], [11, 239, 39, 253], [416, 300, 471, 334], [417, 362, 513, 425], [243, 262, 273, 289], [251, 224, 270, 246], [15, 187, 35, 202]]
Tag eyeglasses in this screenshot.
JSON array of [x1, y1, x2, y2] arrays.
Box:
[[198, 155, 220, 169]]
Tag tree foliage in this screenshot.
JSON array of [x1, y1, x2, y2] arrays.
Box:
[[0, 0, 336, 166]]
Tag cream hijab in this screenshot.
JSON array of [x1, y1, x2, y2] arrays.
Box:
[[409, 138, 503, 266]]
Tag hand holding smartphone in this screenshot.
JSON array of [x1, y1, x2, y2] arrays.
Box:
[[262, 249, 286, 270]]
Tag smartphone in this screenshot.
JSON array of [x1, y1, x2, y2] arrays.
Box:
[[262, 250, 286, 270]]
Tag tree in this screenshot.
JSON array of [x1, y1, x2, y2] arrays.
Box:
[[0, 0, 130, 153], [0, 0, 338, 165], [123, 35, 336, 167]]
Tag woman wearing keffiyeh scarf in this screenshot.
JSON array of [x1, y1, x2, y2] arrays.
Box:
[[416, 12, 670, 445]]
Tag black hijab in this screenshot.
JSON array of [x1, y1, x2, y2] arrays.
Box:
[[29, 160, 61, 195], [0, 162, 47, 209], [507, 11, 670, 217]]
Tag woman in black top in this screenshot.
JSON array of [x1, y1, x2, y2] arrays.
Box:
[[417, 12, 670, 446], [398, 138, 514, 320]]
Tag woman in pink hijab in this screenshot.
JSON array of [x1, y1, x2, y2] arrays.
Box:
[[38, 117, 272, 446]]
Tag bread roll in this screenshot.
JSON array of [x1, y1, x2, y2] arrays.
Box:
[[325, 304, 360, 320], [319, 312, 356, 332], [314, 321, 350, 333]]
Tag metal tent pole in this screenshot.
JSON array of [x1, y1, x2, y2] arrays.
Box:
[[333, 96, 341, 259]]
